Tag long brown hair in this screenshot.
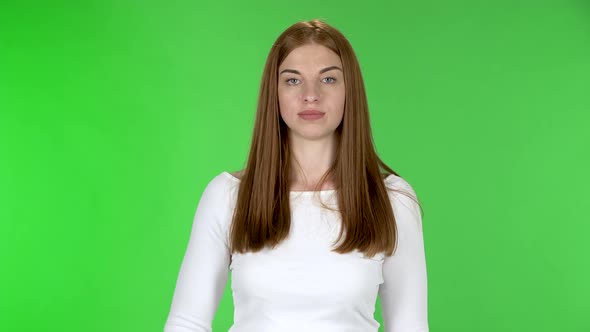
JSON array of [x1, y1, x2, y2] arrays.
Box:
[[229, 19, 421, 258]]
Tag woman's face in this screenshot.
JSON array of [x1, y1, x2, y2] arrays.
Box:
[[277, 43, 345, 142]]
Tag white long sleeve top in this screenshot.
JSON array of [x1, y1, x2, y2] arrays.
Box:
[[164, 171, 429, 332]]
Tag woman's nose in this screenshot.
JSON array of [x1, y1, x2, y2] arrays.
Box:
[[303, 82, 320, 102]]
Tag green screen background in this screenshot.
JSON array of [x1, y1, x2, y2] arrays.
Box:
[[1, 1, 589, 331]]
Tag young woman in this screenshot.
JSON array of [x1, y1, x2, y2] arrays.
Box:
[[164, 19, 429, 332]]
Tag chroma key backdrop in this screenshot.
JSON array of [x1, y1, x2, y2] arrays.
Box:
[[1, 1, 589, 331]]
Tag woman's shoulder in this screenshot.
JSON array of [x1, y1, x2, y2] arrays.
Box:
[[383, 173, 423, 224], [228, 170, 244, 180], [383, 172, 420, 207], [199, 171, 242, 202], [383, 172, 415, 193]]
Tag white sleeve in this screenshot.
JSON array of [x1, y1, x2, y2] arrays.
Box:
[[164, 176, 231, 332], [379, 177, 429, 332]]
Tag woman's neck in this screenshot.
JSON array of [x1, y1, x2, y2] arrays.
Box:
[[288, 134, 337, 191]]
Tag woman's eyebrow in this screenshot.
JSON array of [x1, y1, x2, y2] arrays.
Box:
[[279, 66, 342, 75]]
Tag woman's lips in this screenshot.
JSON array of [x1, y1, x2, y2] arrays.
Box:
[[298, 110, 325, 120]]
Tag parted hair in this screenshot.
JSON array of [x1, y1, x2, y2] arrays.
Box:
[[229, 19, 421, 258]]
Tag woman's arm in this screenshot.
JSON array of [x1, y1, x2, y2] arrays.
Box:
[[164, 176, 231, 332], [379, 177, 429, 332]]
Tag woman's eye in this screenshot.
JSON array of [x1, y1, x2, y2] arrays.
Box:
[[286, 78, 300, 85], [323, 77, 336, 84]]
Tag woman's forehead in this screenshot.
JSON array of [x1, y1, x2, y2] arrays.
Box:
[[280, 44, 342, 71]]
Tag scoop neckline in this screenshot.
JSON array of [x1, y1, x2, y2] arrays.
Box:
[[222, 171, 398, 195], [222, 171, 336, 195]]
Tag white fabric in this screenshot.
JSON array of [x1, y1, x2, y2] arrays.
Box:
[[164, 171, 429, 332]]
